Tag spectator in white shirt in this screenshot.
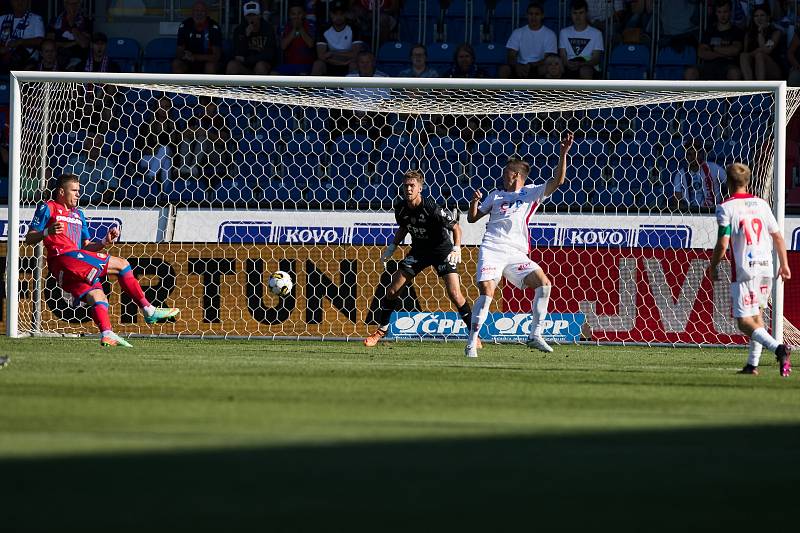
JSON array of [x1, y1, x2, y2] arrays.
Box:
[[0, 0, 45, 72], [559, 0, 605, 79], [498, 2, 557, 78]]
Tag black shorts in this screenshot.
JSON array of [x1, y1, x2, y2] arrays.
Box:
[[398, 250, 458, 278]]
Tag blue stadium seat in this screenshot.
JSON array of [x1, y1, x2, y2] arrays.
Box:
[[426, 42, 456, 64], [653, 46, 696, 80], [107, 37, 141, 72], [607, 44, 650, 79], [166, 178, 206, 204], [142, 37, 177, 73], [518, 137, 557, 159], [474, 42, 506, 73], [377, 42, 410, 75], [329, 135, 373, 182], [470, 136, 518, 183], [0, 79, 9, 105]]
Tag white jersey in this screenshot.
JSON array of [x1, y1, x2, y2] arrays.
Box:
[[715, 193, 779, 282], [478, 183, 548, 256]]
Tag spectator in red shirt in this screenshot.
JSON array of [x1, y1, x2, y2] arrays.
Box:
[[278, 1, 315, 75]]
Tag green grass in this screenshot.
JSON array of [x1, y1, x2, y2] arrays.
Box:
[[0, 338, 798, 531]]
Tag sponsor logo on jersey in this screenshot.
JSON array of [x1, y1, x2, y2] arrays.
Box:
[[218, 222, 398, 245], [742, 291, 756, 306], [529, 223, 691, 249], [387, 311, 585, 342], [56, 215, 83, 225], [792, 227, 800, 251]]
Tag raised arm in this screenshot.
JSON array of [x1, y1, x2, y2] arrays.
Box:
[[544, 132, 574, 197], [467, 190, 487, 224]]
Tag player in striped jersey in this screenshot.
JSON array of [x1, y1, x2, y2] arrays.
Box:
[[25, 174, 180, 347], [708, 163, 792, 376], [464, 132, 574, 358]]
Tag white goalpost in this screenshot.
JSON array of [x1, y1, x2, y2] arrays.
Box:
[[4, 72, 798, 346]]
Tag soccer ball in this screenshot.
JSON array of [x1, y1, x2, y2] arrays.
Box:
[[268, 271, 293, 297]]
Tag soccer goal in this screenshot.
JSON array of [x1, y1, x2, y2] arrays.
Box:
[[5, 73, 799, 346]]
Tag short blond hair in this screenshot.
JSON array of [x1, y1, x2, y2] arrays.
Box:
[[403, 169, 425, 185], [726, 162, 751, 189], [506, 158, 531, 177]]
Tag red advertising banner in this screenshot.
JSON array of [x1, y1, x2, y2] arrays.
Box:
[[503, 247, 753, 345]]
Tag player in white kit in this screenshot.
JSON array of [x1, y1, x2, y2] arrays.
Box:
[[464, 132, 574, 358], [707, 163, 792, 377]]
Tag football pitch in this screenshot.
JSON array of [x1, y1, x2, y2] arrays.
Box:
[[1, 337, 798, 531]]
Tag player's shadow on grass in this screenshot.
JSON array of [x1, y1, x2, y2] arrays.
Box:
[[3, 424, 798, 532]]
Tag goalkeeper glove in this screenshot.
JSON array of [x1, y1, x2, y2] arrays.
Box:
[[447, 246, 462, 267], [380, 244, 397, 267]]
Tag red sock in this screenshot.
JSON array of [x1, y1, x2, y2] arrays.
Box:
[[90, 302, 112, 333], [118, 267, 151, 308]]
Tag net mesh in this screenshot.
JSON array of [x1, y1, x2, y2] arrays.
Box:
[[9, 79, 798, 345]]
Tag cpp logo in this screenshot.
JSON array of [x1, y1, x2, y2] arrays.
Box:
[[486, 313, 585, 342], [390, 312, 468, 338]]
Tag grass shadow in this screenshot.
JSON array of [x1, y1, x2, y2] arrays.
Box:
[[2, 424, 798, 531]]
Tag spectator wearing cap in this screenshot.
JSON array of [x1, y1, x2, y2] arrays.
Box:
[[0, 0, 45, 73], [227, 1, 279, 75], [311, 0, 363, 76], [47, 0, 92, 71], [173, 0, 222, 74], [84, 32, 119, 72], [278, 1, 315, 75]]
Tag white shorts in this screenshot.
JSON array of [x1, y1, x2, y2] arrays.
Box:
[[476, 246, 542, 289], [731, 276, 772, 318]]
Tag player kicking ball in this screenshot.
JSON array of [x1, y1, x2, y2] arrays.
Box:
[[25, 174, 180, 347], [708, 163, 791, 376], [364, 170, 476, 347], [464, 132, 574, 358]]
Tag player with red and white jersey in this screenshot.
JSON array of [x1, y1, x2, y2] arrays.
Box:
[[464, 132, 574, 358], [26, 174, 180, 347], [708, 163, 792, 377]]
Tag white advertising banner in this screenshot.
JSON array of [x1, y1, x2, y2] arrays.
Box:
[[173, 209, 800, 250], [0, 207, 164, 242]]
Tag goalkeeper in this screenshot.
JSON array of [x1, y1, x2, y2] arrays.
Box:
[[25, 174, 180, 347], [364, 170, 476, 347]]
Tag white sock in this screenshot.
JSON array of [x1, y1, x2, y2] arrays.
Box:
[[751, 327, 780, 353], [101, 330, 113, 337], [747, 339, 763, 367], [143, 305, 156, 317], [529, 285, 552, 339], [468, 295, 492, 346]]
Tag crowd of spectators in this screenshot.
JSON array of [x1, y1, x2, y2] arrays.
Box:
[[2, 0, 799, 83]]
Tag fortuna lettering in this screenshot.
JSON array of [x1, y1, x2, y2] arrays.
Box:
[[56, 215, 82, 225]]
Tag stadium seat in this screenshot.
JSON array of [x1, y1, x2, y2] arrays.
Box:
[[426, 42, 456, 66], [607, 44, 650, 79], [166, 178, 206, 205], [0, 79, 10, 105], [378, 41, 414, 74], [474, 43, 506, 73], [107, 37, 141, 72], [142, 37, 177, 73], [653, 46, 696, 80]]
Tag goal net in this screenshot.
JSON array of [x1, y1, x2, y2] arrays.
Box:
[[5, 74, 798, 346]]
